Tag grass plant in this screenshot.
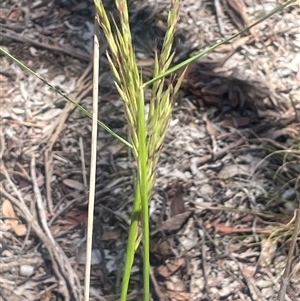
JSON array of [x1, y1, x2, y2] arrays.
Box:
[[0, 1, 297, 300], [93, 1, 185, 299]]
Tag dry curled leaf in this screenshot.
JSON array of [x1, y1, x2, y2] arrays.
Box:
[[2, 199, 27, 236], [151, 211, 193, 236]]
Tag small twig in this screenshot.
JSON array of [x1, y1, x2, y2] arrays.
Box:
[[0, 128, 5, 160], [44, 149, 54, 215], [79, 136, 88, 192], [18, 194, 34, 256], [236, 261, 263, 300], [198, 223, 209, 297], [30, 156, 84, 300], [214, 0, 226, 36], [196, 137, 247, 166], [201, 238, 208, 291], [0, 216, 19, 222], [38, 283, 59, 300], [91, 294, 109, 301], [48, 196, 85, 227], [84, 15, 100, 301], [30, 156, 70, 300], [150, 266, 166, 301], [0, 27, 91, 62]]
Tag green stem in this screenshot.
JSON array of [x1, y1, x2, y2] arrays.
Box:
[[137, 87, 150, 301], [120, 185, 141, 301]]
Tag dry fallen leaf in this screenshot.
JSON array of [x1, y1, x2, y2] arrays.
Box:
[[54, 209, 88, 231], [12, 224, 27, 236], [202, 94, 221, 105], [290, 261, 300, 281], [101, 229, 121, 241], [151, 237, 175, 258], [203, 113, 222, 137], [227, 0, 249, 28], [209, 222, 271, 234], [2, 199, 27, 236], [166, 290, 190, 301], [62, 179, 85, 191], [215, 36, 251, 53], [157, 257, 186, 278], [218, 164, 252, 179], [169, 182, 185, 217], [258, 238, 278, 268], [151, 211, 193, 236], [221, 116, 251, 128], [13, 156, 31, 188]]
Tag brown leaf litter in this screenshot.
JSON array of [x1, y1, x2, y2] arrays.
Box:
[[2, 199, 27, 236], [1, 0, 300, 300]]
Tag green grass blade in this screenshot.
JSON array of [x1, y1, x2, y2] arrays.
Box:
[[0, 47, 132, 149], [143, 0, 296, 87]]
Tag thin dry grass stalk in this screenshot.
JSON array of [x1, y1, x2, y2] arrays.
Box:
[[84, 17, 101, 301]]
